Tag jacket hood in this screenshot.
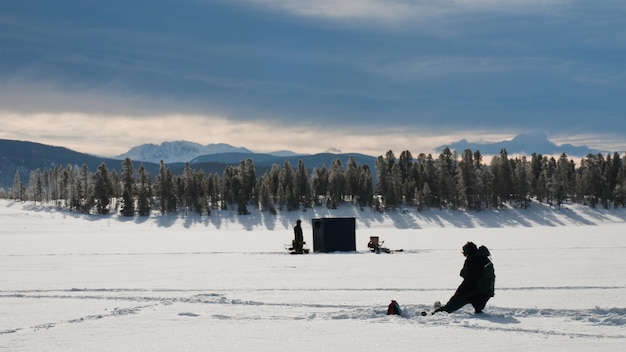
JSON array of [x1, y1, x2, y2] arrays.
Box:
[[476, 245, 491, 257]]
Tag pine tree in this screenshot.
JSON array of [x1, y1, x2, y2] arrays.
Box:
[[511, 156, 531, 208], [609, 152, 623, 207], [120, 158, 136, 216], [398, 150, 415, 204], [471, 150, 488, 209], [62, 165, 75, 209], [408, 162, 422, 206], [137, 164, 152, 216], [356, 164, 373, 208], [311, 165, 329, 206], [164, 168, 177, 213], [614, 156, 626, 208], [422, 182, 432, 211], [93, 163, 113, 214], [437, 147, 457, 208], [375, 151, 398, 210], [194, 170, 207, 215], [268, 164, 282, 205], [42, 167, 51, 205], [423, 154, 438, 208], [80, 164, 93, 213], [206, 172, 220, 212], [536, 164, 548, 204], [280, 161, 299, 211], [544, 156, 558, 206], [12, 170, 23, 200], [181, 162, 196, 213], [375, 155, 387, 208], [295, 160, 309, 208], [577, 154, 604, 208], [455, 166, 468, 210], [491, 148, 513, 207], [27, 169, 43, 204], [241, 159, 256, 205], [328, 159, 345, 208], [257, 173, 275, 213], [223, 165, 240, 208], [345, 157, 358, 204], [554, 153, 574, 207], [156, 161, 176, 214], [459, 149, 476, 210], [237, 190, 249, 215], [530, 153, 543, 199], [70, 166, 82, 211], [387, 162, 401, 209]]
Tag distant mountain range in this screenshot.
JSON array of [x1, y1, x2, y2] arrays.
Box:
[[0, 139, 162, 191], [114, 141, 302, 164], [0, 133, 609, 190], [436, 132, 603, 156], [114, 132, 602, 166], [0, 139, 375, 190]]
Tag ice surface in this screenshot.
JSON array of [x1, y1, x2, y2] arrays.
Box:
[[1, 200, 625, 351]]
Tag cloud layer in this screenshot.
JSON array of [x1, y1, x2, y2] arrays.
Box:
[[1, 0, 624, 156]]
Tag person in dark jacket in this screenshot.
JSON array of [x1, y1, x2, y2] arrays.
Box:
[[293, 220, 304, 254], [434, 242, 495, 314]]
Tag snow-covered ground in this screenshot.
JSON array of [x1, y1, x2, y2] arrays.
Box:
[[1, 199, 625, 351]]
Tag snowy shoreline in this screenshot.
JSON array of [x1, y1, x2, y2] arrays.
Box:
[[5, 197, 626, 231]]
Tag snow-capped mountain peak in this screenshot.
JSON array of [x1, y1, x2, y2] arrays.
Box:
[[115, 141, 254, 164]]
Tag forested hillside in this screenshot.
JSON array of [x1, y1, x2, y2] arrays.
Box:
[[4, 147, 625, 216]]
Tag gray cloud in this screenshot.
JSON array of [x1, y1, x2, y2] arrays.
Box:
[[1, 0, 625, 155]]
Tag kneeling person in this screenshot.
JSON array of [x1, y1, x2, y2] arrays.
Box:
[[434, 242, 495, 314]]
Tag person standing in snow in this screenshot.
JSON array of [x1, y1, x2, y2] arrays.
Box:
[[293, 220, 304, 254], [434, 242, 495, 314]]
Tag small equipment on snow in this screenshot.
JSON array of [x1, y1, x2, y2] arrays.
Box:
[[285, 240, 310, 254], [387, 300, 402, 316], [368, 236, 389, 253], [367, 236, 403, 254], [420, 301, 443, 316]]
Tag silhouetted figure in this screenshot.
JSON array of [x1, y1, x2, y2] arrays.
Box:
[[293, 220, 304, 254], [434, 242, 496, 314]]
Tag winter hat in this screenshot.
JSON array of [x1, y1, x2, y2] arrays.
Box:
[[462, 242, 478, 255]]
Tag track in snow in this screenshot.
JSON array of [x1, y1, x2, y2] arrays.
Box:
[[2, 287, 624, 340]]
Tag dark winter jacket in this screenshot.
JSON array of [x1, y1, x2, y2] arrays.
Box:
[[294, 224, 303, 242], [457, 246, 495, 296]]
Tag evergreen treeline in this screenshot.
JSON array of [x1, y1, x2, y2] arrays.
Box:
[[6, 148, 626, 215]]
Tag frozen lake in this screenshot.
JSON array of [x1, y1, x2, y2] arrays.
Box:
[[1, 200, 625, 351]]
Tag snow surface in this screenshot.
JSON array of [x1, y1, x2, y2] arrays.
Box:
[[1, 199, 625, 351]]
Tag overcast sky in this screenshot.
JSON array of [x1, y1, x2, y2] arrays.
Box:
[[1, 0, 625, 157]]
